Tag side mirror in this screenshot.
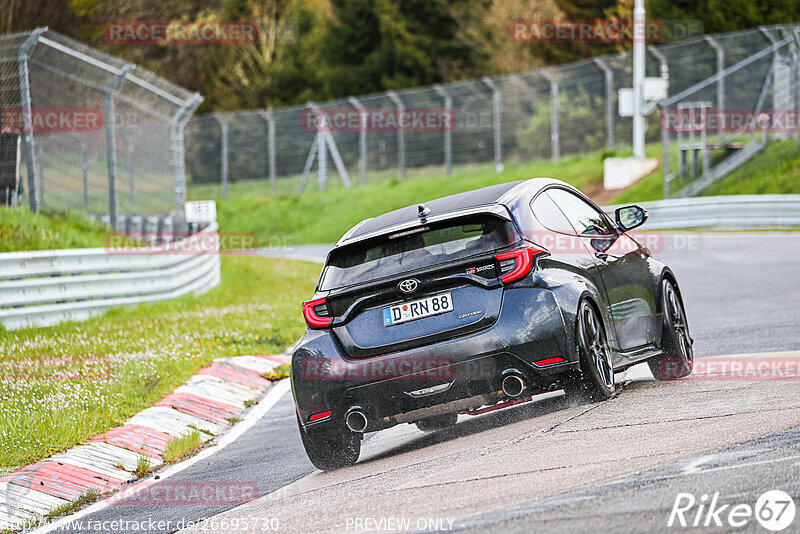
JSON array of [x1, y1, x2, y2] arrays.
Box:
[[615, 205, 648, 232]]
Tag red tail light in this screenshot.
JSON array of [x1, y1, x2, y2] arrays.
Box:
[[496, 246, 546, 284], [302, 297, 332, 328]]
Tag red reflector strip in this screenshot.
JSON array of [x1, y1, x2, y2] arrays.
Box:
[[534, 357, 565, 366], [309, 410, 332, 422]]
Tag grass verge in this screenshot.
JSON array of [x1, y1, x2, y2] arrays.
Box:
[[195, 147, 664, 247], [610, 139, 800, 204], [0, 207, 108, 252], [163, 430, 203, 462], [0, 255, 319, 470]]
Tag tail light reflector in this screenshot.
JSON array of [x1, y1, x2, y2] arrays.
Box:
[[303, 297, 332, 328], [496, 246, 546, 284], [534, 356, 565, 366], [309, 410, 332, 422]]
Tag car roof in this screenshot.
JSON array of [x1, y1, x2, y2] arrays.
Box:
[[336, 177, 568, 247]]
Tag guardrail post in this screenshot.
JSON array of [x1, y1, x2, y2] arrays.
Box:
[[348, 96, 368, 185], [481, 77, 503, 172], [704, 37, 725, 132], [386, 91, 406, 179], [433, 85, 453, 176], [592, 59, 615, 150], [171, 93, 203, 232], [257, 109, 277, 193], [214, 114, 229, 199], [17, 27, 46, 213], [541, 71, 560, 162], [105, 63, 135, 230]]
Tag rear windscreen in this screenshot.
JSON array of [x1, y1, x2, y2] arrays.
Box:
[[321, 214, 518, 290]]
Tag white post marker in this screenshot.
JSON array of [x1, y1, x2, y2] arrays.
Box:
[[185, 200, 217, 224]]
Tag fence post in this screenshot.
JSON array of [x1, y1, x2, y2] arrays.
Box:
[[386, 91, 406, 179], [433, 85, 452, 176], [592, 58, 615, 150], [348, 96, 368, 185], [648, 46, 670, 150], [704, 36, 725, 131], [794, 28, 800, 147], [36, 145, 44, 206], [126, 127, 135, 204], [171, 94, 203, 232], [541, 70, 560, 162], [17, 27, 46, 213], [214, 114, 229, 199], [481, 77, 503, 173], [660, 103, 670, 199], [257, 109, 277, 193], [80, 136, 89, 209], [105, 63, 135, 230]]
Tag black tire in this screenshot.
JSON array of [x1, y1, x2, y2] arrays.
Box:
[[415, 412, 458, 432], [563, 300, 615, 402], [649, 279, 693, 380], [297, 416, 361, 471]]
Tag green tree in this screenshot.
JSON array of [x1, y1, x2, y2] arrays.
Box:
[[321, 0, 487, 97]]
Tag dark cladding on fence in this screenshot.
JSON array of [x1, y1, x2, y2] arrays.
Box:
[[186, 25, 798, 198], [0, 28, 202, 228]]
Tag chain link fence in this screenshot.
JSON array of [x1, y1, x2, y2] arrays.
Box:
[[0, 28, 202, 229], [660, 26, 800, 197], [186, 24, 799, 198]]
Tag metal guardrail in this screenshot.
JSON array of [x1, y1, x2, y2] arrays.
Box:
[[608, 195, 800, 230], [0, 223, 221, 331]]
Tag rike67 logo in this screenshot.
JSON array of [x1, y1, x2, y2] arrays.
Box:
[[669, 490, 796, 531]]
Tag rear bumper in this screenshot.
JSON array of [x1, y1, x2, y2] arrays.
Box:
[[292, 287, 576, 430]]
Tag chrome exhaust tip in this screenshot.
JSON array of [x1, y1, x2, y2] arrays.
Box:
[[501, 373, 526, 398], [345, 408, 368, 433]]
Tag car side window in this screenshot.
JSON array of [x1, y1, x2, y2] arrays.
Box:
[[530, 192, 575, 234], [546, 188, 613, 236]]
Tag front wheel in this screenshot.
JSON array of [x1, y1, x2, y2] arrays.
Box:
[[649, 279, 693, 380], [563, 300, 615, 402], [297, 416, 361, 471]]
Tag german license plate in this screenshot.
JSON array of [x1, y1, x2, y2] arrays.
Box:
[[383, 293, 453, 327]]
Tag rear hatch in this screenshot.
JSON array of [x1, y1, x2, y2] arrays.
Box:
[[319, 213, 520, 357]]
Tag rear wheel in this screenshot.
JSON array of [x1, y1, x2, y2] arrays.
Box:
[[649, 279, 693, 380], [415, 412, 458, 432], [297, 416, 361, 471], [564, 300, 615, 402]]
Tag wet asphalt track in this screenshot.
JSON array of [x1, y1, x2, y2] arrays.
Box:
[[45, 232, 800, 533]]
